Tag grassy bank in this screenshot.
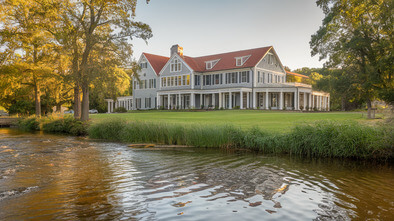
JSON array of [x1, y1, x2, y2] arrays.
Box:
[[90, 110, 368, 133], [88, 119, 393, 160], [16, 111, 393, 160]]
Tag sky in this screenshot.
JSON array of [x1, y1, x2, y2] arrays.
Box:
[[131, 0, 326, 70]]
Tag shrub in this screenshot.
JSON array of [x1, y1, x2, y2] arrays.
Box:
[[17, 117, 40, 131], [114, 107, 127, 113], [42, 116, 88, 136]]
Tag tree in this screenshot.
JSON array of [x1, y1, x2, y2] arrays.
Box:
[[50, 0, 152, 121], [0, 0, 59, 116], [311, 0, 393, 118]]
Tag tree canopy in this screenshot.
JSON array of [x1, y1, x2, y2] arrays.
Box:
[[0, 0, 152, 119], [310, 0, 393, 116]]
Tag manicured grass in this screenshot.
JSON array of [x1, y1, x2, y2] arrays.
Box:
[[90, 110, 365, 133]]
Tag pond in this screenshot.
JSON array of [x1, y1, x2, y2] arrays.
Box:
[[0, 128, 393, 220]]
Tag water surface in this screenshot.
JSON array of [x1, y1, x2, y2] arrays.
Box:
[[0, 128, 393, 220]]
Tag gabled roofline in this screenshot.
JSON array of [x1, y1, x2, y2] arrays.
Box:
[[253, 46, 286, 73], [141, 52, 169, 76], [159, 53, 194, 76]]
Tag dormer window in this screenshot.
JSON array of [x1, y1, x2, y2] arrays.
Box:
[[205, 59, 220, 70], [235, 55, 250, 66], [170, 58, 182, 72]]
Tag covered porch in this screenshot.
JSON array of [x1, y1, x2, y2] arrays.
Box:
[[105, 96, 133, 113]]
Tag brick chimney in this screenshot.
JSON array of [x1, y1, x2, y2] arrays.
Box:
[[170, 44, 183, 57]]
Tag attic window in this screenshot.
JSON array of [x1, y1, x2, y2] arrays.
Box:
[[170, 58, 182, 72], [140, 62, 147, 69], [235, 55, 250, 66], [205, 59, 220, 70]]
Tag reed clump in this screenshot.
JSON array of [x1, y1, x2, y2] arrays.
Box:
[[17, 116, 40, 131], [42, 115, 88, 136], [88, 119, 393, 160]]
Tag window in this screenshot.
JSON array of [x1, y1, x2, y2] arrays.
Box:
[[154, 79, 156, 88], [263, 73, 265, 83], [267, 53, 276, 65], [140, 62, 147, 69], [231, 72, 237, 83], [186, 75, 190, 85], [205, 59, 220, 70], [178, 76, 182, 86], [182, 75, 186, 85], [162, 77, 166, 87], [170, 58, 182, 72], [194, 75, 200, 86], [204, 75, 211, 86], [214, 74, 221, 85], [136, 98, 141, 109], [241, 71, 249, 83], [258, 71, 260, 83], [235, 55, 251, 66], [145, 98, 151, 108]]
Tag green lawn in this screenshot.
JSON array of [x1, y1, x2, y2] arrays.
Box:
[[90, 110, 366, 133]]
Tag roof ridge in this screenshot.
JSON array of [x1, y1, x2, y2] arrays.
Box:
[[143, 52, 169, 59], [187, 46, 272, 59]]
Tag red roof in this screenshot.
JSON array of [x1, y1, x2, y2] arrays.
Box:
[[183, 46, 272, 72], [143, 52, 169, 75], [286, 71, 309, 79]]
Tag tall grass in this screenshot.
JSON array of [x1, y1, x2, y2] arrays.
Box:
[[89, 119, 393, 160], [42, 115, 88, 136], [17, 115, 88, 136]]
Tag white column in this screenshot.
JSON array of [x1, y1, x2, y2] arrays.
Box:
[[167, 94, 170, 110], [327, 96, 330, 111], [157, 95, 160, 108], [191, 93, 195, 108], [229, 92, 232, 109], [240, 91, 243, 109], [280, 91, 283, 110], [212, 93, 216, 108], [253, 91, 257, 109], [309, 93, 312, 110], [219, 92, 222, 108], [303, 93, 307, 110], [318, 96, 321, 110], [175, 94, 178, 108], [246, 92, 250, 109], [107, 101, 110, 113], [312, 95, 314, 110], [200, 93, 203, 108], [265, 90, 269, 110], [293, 91, 297, 110]]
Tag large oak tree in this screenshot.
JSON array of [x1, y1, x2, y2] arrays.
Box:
[[311, 0, 393, 118]]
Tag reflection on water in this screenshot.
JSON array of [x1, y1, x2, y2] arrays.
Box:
[[0, 128, 393, 220]]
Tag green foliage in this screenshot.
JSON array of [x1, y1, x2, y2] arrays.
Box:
[[114, 107, 127, 113], [41, 116, 88, 136], [8, 100, 35, 115], [88, 119, 392, 160], [311, 0, 393, 107], [17, 117, 40, 131]]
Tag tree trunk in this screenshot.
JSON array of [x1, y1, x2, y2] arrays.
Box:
[[56, 104, 61, 113], [81, 82, 89, 121], [366, 99, 372, 119], [34, 83, 41, 117], [341, 96, 346, 111], [73, 84, 81, 119]]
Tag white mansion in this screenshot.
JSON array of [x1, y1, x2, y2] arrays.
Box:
[[106, 45, 330, 112]]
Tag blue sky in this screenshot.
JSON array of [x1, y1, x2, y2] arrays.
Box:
[[132, 0, 326, 70]]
